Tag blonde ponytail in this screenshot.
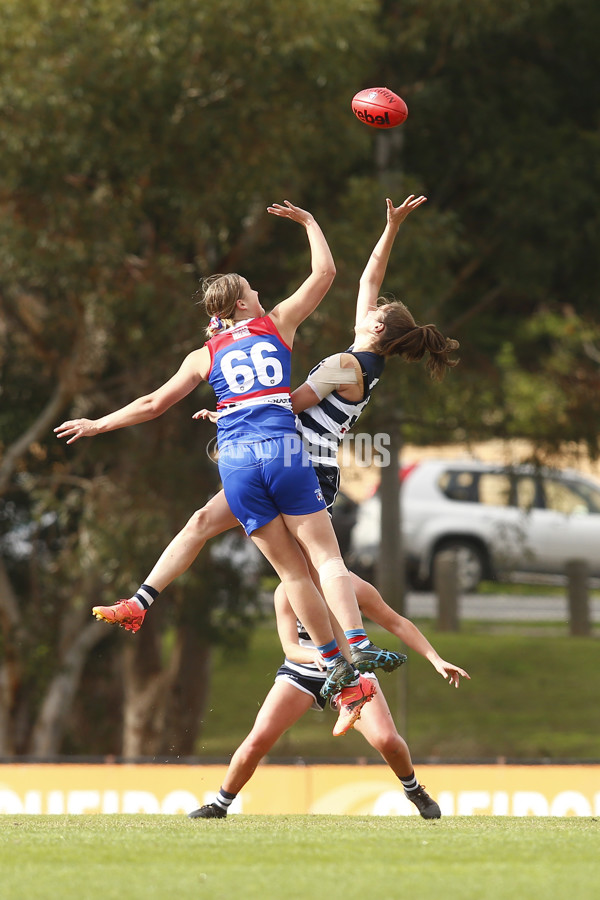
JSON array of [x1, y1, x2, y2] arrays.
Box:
[[196, 273, 243, 338]]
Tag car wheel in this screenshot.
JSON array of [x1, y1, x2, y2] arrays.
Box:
[[432, 540, 488, 593]]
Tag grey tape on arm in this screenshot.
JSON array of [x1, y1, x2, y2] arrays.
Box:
[[305, 353, 359, 400]]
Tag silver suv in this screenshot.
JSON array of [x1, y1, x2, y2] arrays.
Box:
[[348, 459, 600, 592]]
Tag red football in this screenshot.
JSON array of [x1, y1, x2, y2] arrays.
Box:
[[351, 87, 408, 129]]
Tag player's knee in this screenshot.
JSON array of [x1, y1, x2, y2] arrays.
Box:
[[185, 506, 215, 541], [372, 731, 406, 757], [318, 557, 349, 584], [243, 731, 274, 759]]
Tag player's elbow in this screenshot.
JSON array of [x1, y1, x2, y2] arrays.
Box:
[[315, 262, 336, 287], [325, 262, 336, 282], [141, 394, 169, 419]]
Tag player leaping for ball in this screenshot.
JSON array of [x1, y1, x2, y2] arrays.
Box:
[[56, 200, 406, 705], [82, 194, 462, 736]]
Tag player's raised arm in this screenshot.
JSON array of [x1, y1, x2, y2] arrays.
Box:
[[55, 347, 211, 444], [267, 201, 335, 344], [354, 194, 427, 328]]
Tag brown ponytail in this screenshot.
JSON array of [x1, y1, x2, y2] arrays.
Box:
[[373, 301, 459, 381]]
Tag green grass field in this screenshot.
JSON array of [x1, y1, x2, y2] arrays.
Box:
[[199, 621, 600, 761], [1, 815, 598, 900]]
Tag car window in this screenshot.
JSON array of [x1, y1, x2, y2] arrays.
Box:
[[515, 475, 537, 510], [478, 473, 512, 506], [570, 479, 600, 513], [543, 478, 600, 515], [439, 470, 477, 502]]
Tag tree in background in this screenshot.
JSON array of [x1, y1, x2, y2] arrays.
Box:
[[1, 0, 600, 757], [0, 0, 380, 756], [370, 0, 600, 450]]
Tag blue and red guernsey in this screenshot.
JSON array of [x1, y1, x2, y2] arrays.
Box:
[[206, 316, 297, 444]]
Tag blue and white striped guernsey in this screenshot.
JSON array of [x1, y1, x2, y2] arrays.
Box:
[[296, 348, 385, 508]]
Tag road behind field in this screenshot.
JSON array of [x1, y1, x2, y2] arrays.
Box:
[[406, 591, 600, 622]]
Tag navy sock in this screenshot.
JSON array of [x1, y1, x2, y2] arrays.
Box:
[[401, 772, 419, 793], [132, 584, 159, 610], [214, 788, 236, 812]]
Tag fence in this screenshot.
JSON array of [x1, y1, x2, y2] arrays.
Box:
[[430, 553, 599, 633]]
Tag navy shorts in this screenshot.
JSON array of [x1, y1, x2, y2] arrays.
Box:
[[312, 463, 340, 511], [274, 662, 327, 711], [275, 662, 378, 712], [218, 435, 326, 535]]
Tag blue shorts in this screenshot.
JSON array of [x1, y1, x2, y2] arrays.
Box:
[[218, 435, 326, 535]]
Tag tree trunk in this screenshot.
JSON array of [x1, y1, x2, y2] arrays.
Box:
[[162, 627, 212, 756], [376, 416, 405, 614], [28, 620, 108, 756], [121, 615, 169, 758], [0, 556, 24, 756], [121, 615, 212, 759]]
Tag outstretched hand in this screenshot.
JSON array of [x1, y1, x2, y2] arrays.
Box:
[[54, 418, 98, 444], [267, 200, 315, 227], [387, 194, 427, 228], [431, 658, 471, 688], [192, 408, 220, 424]]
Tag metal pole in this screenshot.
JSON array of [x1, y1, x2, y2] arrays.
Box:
[[376, 414, 405, 614], [374, 412, 408, 740]]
